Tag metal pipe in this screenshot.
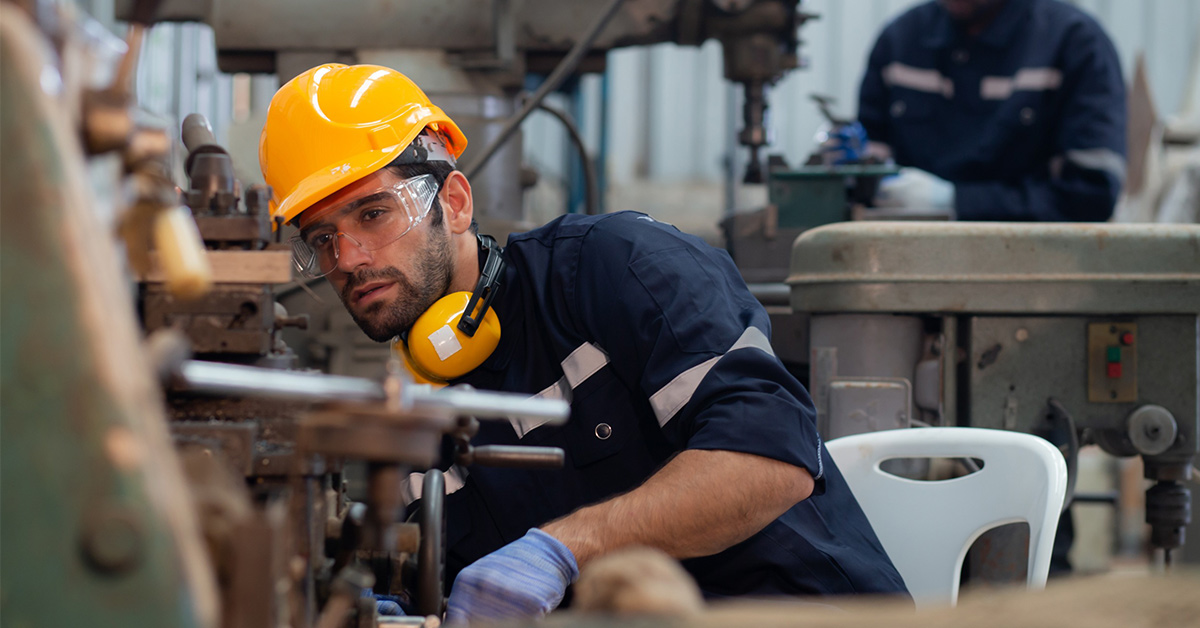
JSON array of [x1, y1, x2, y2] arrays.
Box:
[[176, 359, 387, 403], [535, 102, 599, 215], [412, 387, 569, 425], [462, 0, 627, 179], [747, 282, 790, 307], [173, 360, 570, 424], [181, 113, 218, 151], [467, 445, 565, 468]]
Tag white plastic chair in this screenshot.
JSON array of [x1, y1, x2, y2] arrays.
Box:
[[825, 427, 1067, 608]]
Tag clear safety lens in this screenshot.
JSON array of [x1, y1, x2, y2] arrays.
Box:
[[290, 174, 439, 278]]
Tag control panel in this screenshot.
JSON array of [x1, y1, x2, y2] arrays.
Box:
[[1088, 322, 1138, 402]]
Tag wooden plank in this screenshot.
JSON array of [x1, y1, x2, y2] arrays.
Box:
[[139, 250, 293, 284]]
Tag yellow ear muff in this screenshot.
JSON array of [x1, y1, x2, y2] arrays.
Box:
[[392, 338, 448, 386], [404, 291, 501, 382]]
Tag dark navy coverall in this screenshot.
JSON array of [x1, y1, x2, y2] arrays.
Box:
[[858, 0, 1127, 221], [404, 211, 908, 600]]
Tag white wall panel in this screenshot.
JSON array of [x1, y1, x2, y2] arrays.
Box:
[[600, 0, 1200, 188]]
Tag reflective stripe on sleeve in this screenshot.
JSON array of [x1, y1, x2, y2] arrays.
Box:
[[401, 464, 470, 506], [649, 327, 775, 427], [1065, 148, 1126, 182], [882, 62, 954, 97]]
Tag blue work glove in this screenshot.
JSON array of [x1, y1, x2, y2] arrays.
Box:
[[361, 589, 406, 616], [875, 167, 956, 211], [815, 121, 869, 165], [445, 528, 579, 625]]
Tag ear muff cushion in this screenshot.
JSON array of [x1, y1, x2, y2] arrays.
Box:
[[406, 291, 501, 381], [392, 338, 448, 386]]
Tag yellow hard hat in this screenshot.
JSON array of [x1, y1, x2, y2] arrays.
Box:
[[259, 63, 467, 226]]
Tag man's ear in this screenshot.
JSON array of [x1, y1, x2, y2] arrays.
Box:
[[440, 170, 474, 235]]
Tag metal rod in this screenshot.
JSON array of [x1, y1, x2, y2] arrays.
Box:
[[174, 360, 569, 424], [376, 617, 429, 626], [461, 0, 627, 179], [747, 282, 790, 307], [411, 388, 569, 425], [177, 359, 387, 403], [469, 445, 565, 468]]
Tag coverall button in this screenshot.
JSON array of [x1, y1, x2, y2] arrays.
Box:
[[890, 100, 906, 117], [594, 423, 613, 440], [1020, 107, 1036, 125], [952, 49, 969, 64]]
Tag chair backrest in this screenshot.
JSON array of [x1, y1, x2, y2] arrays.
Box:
[[825, 427, 1067, 608]]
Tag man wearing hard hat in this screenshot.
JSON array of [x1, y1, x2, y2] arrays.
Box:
[[261, 64, 908, 624]]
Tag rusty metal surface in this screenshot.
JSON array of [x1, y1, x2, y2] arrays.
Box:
[[788, 222, 1200, 314], [144, 285, 276, 354]]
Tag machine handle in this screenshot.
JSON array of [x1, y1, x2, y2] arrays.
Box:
[[175, 360, 387, 403], [412, 388, 568, 426], [464, 445, 565, 468], [170, 360, 570, 428], [181, 113, 218, 152], [152, 205, 212, 299]]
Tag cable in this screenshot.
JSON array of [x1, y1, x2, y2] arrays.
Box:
[[462, 0, 627, 179], [1046, 398, 1079, 513], [534, 102, 600, 215]]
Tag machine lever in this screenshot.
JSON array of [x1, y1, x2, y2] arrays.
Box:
[[459, 445, 565, 469]]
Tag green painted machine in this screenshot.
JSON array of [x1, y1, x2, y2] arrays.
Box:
[[0, 5, 218, 626]]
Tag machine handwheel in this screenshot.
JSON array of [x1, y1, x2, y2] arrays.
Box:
[[415, 469, 446, 617]]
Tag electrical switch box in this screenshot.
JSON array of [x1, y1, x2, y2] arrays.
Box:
[[1088, 322, 1137, 402]]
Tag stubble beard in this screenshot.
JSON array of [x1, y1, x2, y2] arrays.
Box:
[[340, 230, 454, 343]]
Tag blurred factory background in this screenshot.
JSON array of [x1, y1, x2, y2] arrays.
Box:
[[64, 0, 1200, 240], [3, 2, 1199, 626]]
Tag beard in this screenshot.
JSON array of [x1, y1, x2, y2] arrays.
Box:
[[340, 230, 454, 343]]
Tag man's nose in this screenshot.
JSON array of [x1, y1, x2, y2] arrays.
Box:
[[334, 233, 372, 272]]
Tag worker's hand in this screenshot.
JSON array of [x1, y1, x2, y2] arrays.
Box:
[[361, 590, 407, 616], [445, 528, 579, 625], [874, 167, 955, 211], [815, 121, 869, 165]]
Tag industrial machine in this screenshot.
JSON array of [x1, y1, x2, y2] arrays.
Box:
[[789, 221, 1200, 575], [1, 4, 569, 627], [119, 0, 815, 222]]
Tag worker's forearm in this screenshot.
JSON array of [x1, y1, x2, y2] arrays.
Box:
[[539, 449, 814, 569]]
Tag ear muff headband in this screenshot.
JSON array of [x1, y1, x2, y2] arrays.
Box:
[[459, 235, 504, 337], [398, 235, 505, 383]]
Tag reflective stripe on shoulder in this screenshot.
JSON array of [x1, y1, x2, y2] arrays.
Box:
[[401, 464, 469, 507], [882, 62, 954, 97], [511, 342, 610, 439], [980, 67, 1062, 100], [649, 327, 775, 427], [1065, 148, 1126, 182]]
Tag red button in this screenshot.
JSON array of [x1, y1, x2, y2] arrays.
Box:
[[1120, 332, 1134, 346], [1107, 362, 1122, 379]]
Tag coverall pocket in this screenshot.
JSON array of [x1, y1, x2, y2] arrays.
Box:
[[564, 370, 628, 467]]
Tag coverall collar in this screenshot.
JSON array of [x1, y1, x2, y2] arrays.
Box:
[[922, 0, 1036, 49]]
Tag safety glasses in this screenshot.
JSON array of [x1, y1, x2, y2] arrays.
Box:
[[290, 174, 439, 278]]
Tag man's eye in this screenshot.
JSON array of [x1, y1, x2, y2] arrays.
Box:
[[309, 233, 334, 248], [361, 207, 389, 222]]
